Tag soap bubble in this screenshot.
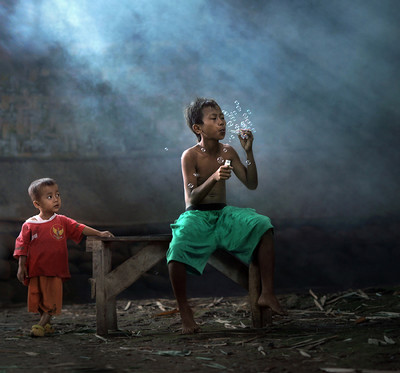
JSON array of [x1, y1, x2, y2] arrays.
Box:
[[246, 160, 252, 165], [193, 173, 200, 177], [223, 101, 256, 144], [217, 157, 224, 164], [222, 148, 228, 153], [187, 183, 194, 189], [164, 147, 168, 151], [201, 147, 206, 152]]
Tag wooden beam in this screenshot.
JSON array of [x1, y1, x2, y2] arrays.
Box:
[[249, 261, 262, 327], [105, 243, 168, 299], [91, 239, 109, 335], [208, 249, 249, 290], [86, 235, 172, 254], [248, 262, 272, 328], [91, 235, 172, 244], [86, 236, 99, 252]]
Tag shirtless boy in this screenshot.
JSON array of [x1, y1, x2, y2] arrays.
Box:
[[166, 97, 285, 334]]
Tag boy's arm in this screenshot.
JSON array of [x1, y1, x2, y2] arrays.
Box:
[[15, 224, 30, 284], [17, 255, 28, 284], [231, 130, 258, 190], [182, 149, 231, 206], [82, 226, 114, 238]]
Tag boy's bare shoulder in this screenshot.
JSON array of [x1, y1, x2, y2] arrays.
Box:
[[182, 145, 199, 159], [221, 142, 239, 155], [221, 142, 234, 151]]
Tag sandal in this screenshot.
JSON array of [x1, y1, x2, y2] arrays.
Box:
[[30, 324, 45, 337], [44, 323, 55, 334]]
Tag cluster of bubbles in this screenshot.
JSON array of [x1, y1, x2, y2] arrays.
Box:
[[165, 101, 255, 151], [223, 100, 256, 143]]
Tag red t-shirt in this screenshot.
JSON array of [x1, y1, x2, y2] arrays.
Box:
[[14, 214, 85, 281]]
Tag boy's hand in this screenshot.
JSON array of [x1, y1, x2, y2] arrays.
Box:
[[99, 231, 114, 238], [214, 165, 232, 181], [238, 129, 254, 151], [17, 265, 28, 284]]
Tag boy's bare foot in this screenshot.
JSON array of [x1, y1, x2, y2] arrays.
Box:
[[179, 306, 201, 334], [258, 293, 287, 315]]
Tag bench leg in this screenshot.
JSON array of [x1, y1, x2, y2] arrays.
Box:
[[92, 241, 117, 335], [249, 262, 272, 328], [107, 296, 118, 331]]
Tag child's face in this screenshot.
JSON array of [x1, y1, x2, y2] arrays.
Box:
[[196, 105, 226, 140], [34, 184, 61, 217]]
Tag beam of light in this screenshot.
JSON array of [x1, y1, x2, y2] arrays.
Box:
[[1, 0, 400, 220]]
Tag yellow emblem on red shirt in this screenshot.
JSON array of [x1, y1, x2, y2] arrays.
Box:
[[51, 224, 64, 240]]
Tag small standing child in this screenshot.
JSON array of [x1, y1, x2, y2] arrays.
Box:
[[14, 177, 114, 337]]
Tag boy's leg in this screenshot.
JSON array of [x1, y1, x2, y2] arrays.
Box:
[[168, 260, 200, 334], [37, 309, 55, 333], [256, 230, 287, 315], [30, 309, 51, 337], [38, 311, 52, 327]]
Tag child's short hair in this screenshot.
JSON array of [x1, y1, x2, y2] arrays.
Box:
[[184, 97, 220, 141], [28, 178, 57, 201]]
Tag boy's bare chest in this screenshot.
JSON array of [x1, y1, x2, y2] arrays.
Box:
[[194, 154, 225, 182]]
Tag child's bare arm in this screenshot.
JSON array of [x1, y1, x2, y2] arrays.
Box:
[[17, 256, 28, 283], [82, 226, 114, 238], [231, 130, 258, 190]]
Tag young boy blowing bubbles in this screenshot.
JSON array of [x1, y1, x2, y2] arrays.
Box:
[[14, 178, 114, 337], [166, 97, 286, 334]]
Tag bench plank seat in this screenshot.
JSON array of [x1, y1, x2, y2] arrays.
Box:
[[86, 235, 272, 335]]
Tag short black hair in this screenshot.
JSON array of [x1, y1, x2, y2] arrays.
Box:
[[28, 178, 57, 201], [184, 97, 220, 141]]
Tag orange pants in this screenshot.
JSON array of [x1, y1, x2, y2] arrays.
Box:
[[28, 276, 63, 315]]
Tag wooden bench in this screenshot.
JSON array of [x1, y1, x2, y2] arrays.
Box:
[[86, 235, 272, 335]]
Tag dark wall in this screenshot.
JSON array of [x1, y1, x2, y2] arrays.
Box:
[[1, 0, 399, 300], [1, 0, 399, 223]]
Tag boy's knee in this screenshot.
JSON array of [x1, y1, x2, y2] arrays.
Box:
[[261, 229, 274, 242], [265, 228, 273, 237], [168, 260, 186, 272]]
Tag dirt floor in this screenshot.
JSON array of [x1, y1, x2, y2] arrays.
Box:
[[1, 287, 399, 373]]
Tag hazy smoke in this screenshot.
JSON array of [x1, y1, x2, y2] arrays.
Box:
[[1, 0, 399, 220]]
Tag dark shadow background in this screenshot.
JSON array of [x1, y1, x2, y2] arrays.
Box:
[[1, 0, 399, 302]]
